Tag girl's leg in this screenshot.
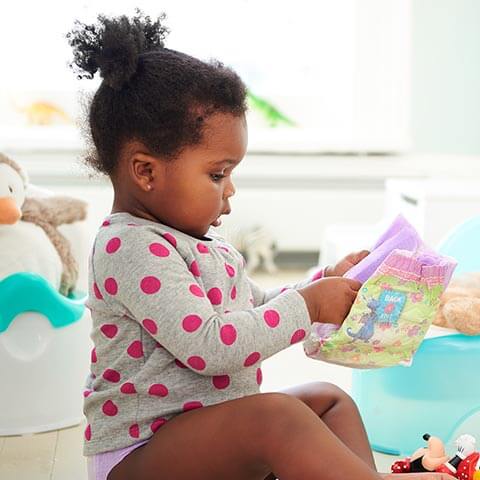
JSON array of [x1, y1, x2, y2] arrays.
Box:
[[262, 383, 453, 480], [108, 392, 382, 480], [278, 381, 376, 468]]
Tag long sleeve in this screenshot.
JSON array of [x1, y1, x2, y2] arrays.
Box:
[[93, 227, 311, 377], [248, 266, 326, 307]]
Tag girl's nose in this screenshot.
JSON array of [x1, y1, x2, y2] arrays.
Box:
[[224, 177, 236, 199]]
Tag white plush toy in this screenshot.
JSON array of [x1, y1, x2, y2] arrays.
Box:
[[0, 153, 87, 295]]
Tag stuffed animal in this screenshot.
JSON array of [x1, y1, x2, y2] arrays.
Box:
[[392, 433, 480, 480], [432, 273, 480, 335], [0, 153, 87, 295], [215, 224, 278, 273]]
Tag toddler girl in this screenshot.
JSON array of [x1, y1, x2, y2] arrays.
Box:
[[68, 11, 451, 480]]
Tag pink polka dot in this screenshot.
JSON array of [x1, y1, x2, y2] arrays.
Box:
[[148, 384, 169, 397], [256, 368, 263, 385], [196, 243, 209, 254], [212, 375, 230, 390], [151, 418, 167, 433], [244, 352, 261, 367], [230, 285, 237, 300], [129, 424, 140, 438], [104, 277, 118, 295], [100, 324, 118, 339], [106, 237, 121, 254], [102, 400, 118, 416], [120, 382, 137, 394], [175, 359, 187, 369], [162, 232, 177, 247], [189, 260, 201, 277], [93, 283, 103, 300], [183, 401, 203, 412], [280, 287, 290, 293], [85, 424, 91, 441], [290, 329, 307, 344], [220, 324, 237, 346], [264, 309, 280, 328], [225, 263, 236, 277], [91, 348, 97, 363], [312, 269, 324, 281], [83, 389, 92, 398], [102, 220, 110, 227], [103, 369, 120, 383], [140, 276, 161, 294], [189, 284, 205, 297], [207, 287, 223, 305], [182, 314, 202, 332], [142, 318, 158, 335], [127, 340, 144, 359], [149, 243, 170, 257], [187, 356, 206, 371]]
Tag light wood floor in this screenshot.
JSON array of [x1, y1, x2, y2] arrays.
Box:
[[0, 268, 398, 479]]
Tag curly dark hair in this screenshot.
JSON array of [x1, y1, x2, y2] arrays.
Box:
[[67, 9, 247, 176]]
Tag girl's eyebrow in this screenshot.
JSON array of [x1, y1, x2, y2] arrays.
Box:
[[210, 159, 238, 166]]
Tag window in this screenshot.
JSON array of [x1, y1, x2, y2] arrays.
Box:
[[0, 0, 411, 152]]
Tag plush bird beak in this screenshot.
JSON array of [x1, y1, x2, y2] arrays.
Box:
[[0, 196, 21, 224]]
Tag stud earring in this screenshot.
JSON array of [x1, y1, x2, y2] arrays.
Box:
[[146, 184, 152, 191]]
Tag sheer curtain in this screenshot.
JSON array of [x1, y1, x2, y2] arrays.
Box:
[[0, 0, 411, 152]]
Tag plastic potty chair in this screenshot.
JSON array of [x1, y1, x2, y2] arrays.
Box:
[[0, 272, 90, 435], [351, 215, 480, 455]]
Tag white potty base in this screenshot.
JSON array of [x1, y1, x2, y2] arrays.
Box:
[[0, 310, 92, 436]]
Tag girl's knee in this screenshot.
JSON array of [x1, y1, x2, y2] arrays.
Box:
[[252, 392, 310, 419], [314, 382, 359, 412], [314, 382, 354, 401], [245, 392, 316, 442]]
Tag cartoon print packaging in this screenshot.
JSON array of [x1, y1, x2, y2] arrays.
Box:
[[303, 215, 457, 368]]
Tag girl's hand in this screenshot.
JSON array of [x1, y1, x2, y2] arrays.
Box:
[[325, 250, 370, 277], [298, 277, 361, 326]]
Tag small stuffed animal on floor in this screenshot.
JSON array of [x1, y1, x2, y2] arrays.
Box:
[[215, 224, 278, 274], [391, 433, 480, 480], [0, 153, 87, 295], [433, 273, 480, 335]]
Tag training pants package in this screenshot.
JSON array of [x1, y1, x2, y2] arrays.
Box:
[[304, 216, 457, 368]]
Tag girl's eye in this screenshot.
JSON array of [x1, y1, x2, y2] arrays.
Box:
[[210, 173, 225, 182]]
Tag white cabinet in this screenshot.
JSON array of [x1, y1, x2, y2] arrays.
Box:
[[385, 178, 480, 247]]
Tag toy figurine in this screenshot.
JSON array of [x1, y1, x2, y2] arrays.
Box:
[[391, 433, 480, 480]]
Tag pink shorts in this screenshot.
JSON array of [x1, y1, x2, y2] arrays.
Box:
[[87, 439, 150, 480]]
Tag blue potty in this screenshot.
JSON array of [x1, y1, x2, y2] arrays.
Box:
[[352, 216, 480, 455]]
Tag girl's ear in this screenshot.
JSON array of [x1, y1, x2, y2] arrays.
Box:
[[131, 152, 156, 192]]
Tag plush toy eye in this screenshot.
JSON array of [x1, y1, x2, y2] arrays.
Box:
[[8, 185, 13, 193]]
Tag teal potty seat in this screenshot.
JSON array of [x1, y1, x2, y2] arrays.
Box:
[[0, 272, 89, 435], [0, 272, 85, 333], [352, 333, 480, 455]]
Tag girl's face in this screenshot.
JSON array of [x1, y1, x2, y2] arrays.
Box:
[[121, 112, 247, 239]]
